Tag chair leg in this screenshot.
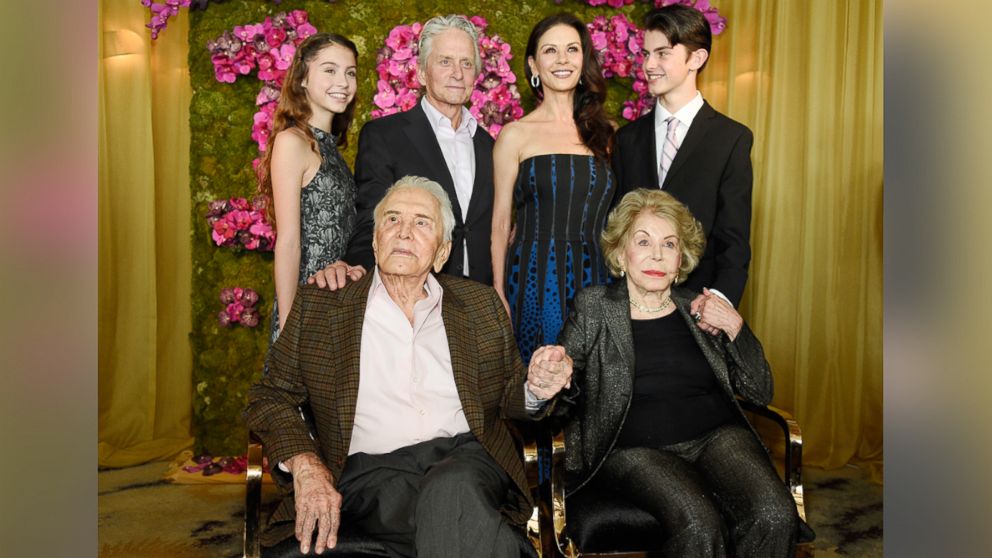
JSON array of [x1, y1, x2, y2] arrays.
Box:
[[548, 430, 579, 558], [244, 437, 264, 558]]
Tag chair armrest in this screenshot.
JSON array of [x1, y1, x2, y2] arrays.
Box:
[[245, 433, 264, 558], [738, 401, 806, 522]]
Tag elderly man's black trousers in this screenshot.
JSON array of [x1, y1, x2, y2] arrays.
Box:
[[337, 432, 527, 558]]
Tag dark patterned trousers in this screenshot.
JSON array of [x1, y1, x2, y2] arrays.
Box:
[[338, 433, 527, 558], [597, 424, 798, 558]]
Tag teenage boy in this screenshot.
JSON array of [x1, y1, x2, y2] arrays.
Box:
[[612, 4, 753, 316]]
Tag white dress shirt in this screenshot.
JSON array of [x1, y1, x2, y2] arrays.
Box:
[[421, 97, 477, 276], [653, 91, 705, 183]]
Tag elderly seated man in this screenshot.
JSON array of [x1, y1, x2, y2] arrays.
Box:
[[246, 176, 570, 558]]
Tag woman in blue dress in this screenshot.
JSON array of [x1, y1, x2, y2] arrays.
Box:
[[491, 13, 617, 364], [256, 33, 366, 342]]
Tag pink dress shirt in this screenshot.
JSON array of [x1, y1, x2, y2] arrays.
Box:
[[348, 268, 471, 455]]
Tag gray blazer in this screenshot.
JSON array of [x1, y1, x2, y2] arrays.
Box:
[[555, 281, 774, 496]]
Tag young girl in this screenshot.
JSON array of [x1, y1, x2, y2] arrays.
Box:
[[257, 33, 366, 342]]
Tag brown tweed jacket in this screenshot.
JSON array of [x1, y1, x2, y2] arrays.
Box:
[[245, 272, 534, 545]]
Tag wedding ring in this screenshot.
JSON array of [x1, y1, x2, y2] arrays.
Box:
[[693, 311, 702, 323]]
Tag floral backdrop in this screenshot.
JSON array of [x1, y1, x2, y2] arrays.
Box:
[[183, 0, 723, 455]]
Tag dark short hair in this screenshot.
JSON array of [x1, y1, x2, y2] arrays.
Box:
[[642, 5, 712, 73]]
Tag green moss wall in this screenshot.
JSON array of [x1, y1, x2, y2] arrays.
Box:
[[189, 0, 649, 455]]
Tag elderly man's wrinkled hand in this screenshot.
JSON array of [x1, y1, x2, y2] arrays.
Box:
[[307, 261, 366, 290], [286, 453, 342, 555], [527, 345, 573, 400]]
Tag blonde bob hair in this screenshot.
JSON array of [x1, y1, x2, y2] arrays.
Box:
[[600, 189, 706, 283]]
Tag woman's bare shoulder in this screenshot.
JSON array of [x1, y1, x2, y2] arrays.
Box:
[[494, 120, 532, 154], [273, 126, 309, 148]]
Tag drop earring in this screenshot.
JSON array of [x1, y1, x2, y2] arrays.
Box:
[[531, 74, 540, 88]]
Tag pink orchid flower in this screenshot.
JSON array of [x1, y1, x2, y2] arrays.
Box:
[[296, 23, 317, 39], [287, 10, 308, 26]]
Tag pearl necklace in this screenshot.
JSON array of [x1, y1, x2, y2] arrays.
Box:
[[629, 296, 672, 313]]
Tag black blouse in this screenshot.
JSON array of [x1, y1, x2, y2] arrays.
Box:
[[616, 311, 737, 448]]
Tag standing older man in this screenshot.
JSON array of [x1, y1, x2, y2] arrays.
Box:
[[247, 177, 567, 557], [319, 15, 494, 289]]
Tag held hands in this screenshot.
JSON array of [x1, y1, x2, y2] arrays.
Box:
[[307, 260, 366, 290], [689, 288, 743, 341], [527, 345, 573, 400], [285, 452, 342, 555]]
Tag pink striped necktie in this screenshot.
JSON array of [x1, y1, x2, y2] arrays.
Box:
[[659, 116, 680, 187]]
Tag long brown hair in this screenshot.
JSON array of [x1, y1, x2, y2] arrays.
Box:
[[256, 33, 359, 228], [524, 13, 613, 162]]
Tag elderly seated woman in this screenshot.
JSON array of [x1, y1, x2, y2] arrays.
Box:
[[526, 189, 799, 557]]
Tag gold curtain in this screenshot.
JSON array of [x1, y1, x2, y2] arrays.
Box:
[[700, 0, 883, 480], [98, 0, 193, 467], [96, 0, 882, 476]]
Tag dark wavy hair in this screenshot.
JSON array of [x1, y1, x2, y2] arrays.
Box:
[[524, 13, 613, 162], [256, 33, 359, 228]]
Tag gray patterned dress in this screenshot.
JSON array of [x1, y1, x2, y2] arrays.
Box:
[[269, 126, 356, 343]]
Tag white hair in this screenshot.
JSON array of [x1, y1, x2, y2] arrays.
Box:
[[418, 14, 482, 73], [373, 176, 456, 243]]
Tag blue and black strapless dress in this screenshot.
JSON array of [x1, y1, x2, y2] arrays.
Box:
[[504, 154, 616, 364]]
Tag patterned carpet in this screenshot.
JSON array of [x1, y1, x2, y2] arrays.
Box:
[[802, 466, 884, 557], [98, 461, 882, 557]]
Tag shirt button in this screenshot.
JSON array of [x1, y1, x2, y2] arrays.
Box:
[[419, 409, 426, 416]]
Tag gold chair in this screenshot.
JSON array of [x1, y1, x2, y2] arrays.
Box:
[[244, 432, 394, 558], [244, 433, 265, 558], [523, 402, 815, 558]]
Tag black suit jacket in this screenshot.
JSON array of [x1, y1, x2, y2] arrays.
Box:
[[345, 102, 496, 284], [612, 101, 753, 305]]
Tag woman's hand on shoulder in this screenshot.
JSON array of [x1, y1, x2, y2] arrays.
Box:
[[307, 261, 366, 290]]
